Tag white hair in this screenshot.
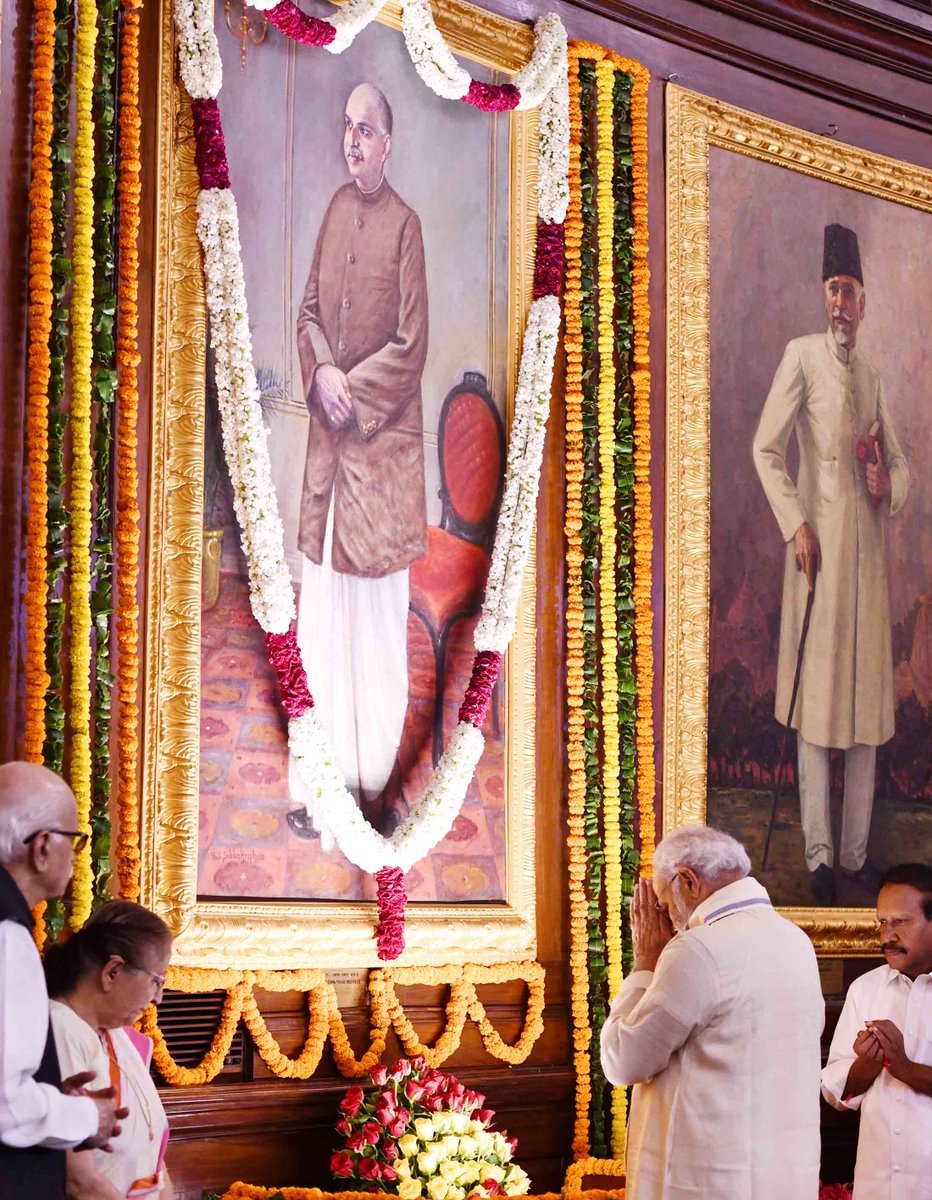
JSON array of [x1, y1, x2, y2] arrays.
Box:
[[652, 824, 751, 886], [0, 763, 74, 864]]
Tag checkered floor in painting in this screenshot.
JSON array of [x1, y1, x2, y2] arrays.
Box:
[[198, 548, 507, 904]]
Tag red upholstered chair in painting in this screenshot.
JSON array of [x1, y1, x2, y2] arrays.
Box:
[[409, 372, 505, 765]]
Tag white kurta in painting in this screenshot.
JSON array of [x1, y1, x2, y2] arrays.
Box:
[[753, 330, 909, 749]]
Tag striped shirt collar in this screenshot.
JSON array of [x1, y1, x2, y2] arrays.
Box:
[[688, 876, 773, 929]]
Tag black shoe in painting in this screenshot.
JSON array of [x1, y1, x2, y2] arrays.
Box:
[[286, 808, 319, 841], [810, 863, 837, 905], [840, 861, 883, 896]]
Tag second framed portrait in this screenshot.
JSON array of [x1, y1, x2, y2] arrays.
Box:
[[665, 85, 932, 954], [142, 0, 541, 966]]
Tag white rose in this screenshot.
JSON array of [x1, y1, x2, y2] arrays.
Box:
[[418, 1152, 439, 1176], [492, 1134, 508, 1158], [458, 1135, 478, 1159], [427, 1178, 449, 1200], [414, 1118, 436, 1142], [395, 1158, 412, 1179], [440, 1136, 460, 1158], [460, 1161, 481, 1185], [398, 1134, 419, 1158], [439, 1159, 462, 1182], [474, 1131, 494, 1155], [432, 1113, 453, 1135], [448, 1187, 466, 1200], [398, 1179, 424, 1200], [450, 1113, 469, 1134], [480, 1165, 506, 1184]]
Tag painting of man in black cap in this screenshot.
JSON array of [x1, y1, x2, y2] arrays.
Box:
[[752, 223, 910, 906]]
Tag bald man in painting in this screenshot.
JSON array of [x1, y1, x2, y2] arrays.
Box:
[[289, 82, 429, 832]]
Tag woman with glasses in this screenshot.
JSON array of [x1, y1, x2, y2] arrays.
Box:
[[44, 901, 174, 1199]]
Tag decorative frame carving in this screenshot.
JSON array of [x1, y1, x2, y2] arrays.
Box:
[[143, 0, 540, 967], [664, 84, 932, 956]]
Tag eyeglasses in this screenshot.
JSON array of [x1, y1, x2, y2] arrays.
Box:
[[125, 963, 167, 991], [23, 829, 89, 853]]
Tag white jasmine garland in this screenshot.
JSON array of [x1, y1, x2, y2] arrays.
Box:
[[196, 190, 296, 633], [474, 294, 560, 654], [174, 0, 223, 100], [173, 0, 569, 883], [401, 0, 471, 100]]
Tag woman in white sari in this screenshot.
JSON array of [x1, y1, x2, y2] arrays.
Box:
[[45, 901, 173, 1200]]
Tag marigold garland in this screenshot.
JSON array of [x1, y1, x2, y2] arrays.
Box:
[[562, 46, 592, 1163], [220, 1190, 625, 1200], [24, 0, 56, 769], [66, 0, 99, 930], [144, 963, 544, 1086], [114, 0, 144, 902], [25, 0, 57, 947], [564, 1157, 627, 1197], [566, 40, 651, 1168]]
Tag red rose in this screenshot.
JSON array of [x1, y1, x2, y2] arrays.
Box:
[[340, 1086, 364, 1117], [362, 1121, 381, 1145], [506, 1136, 518, 1154], [410, 1054, 427, 1073], [451, 1082, 466, 1098], [391, 1058, 412, 1081], [382, 1140, 398, 1160], [336, 1117, 352, 1136], [425, 1095, 443, 1112], [378, 1088, 397, 1108], [330, 1151, 354, 1178], [382, 1165, 398, 1182], [371, 1064, 389, 1087], [358, 1157, 380, 1180], [375, 1104, 395, 1127], [347, 1132, 368, 1153], [387, 1117, 407, 1138], [475, 1109, 494, 1125], [405, 1081, 425, 1102], [472, 1092, 486, 1108]]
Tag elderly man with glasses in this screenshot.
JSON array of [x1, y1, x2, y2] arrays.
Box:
[[0, 761, 126, 1199]]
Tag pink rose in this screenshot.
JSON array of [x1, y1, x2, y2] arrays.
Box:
[[371, 1064, 389, 1087], [347, 1132, 368, 1153], [391, 1058, 412, 1081], [451, 1082, 466, 1098], [340, 1086, 364, 1117], [382, 1165, 398, 1182], [425, 1095, 443, 1112], [475, 1109, 494, 1126], [472, 1092, 486, 1108], [410, 1054, 427, 1073], [387, 1117, 408, 1138], [378, 1088, 397, 1108], [358, 1157, 380, 1180], [331, 1151, 354, 1178], [506, 1136, 518, 1154], [382, 1140, 398, 1160], [405, 1081, 425, 1102], [375, 1104, 395, 1128]]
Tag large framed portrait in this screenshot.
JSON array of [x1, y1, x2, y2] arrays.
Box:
[[664, 85, 932, 955], [142, 0, 540, 966]]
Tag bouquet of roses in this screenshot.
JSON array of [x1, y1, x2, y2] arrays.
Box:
[[331, 1055, 530, 1199]]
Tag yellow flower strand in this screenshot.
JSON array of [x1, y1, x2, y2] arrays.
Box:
[[67, 0, 99, 929], [24, 0, 57, 948], [114, 0, 144, 902], [564, 1156, 627, 1197], [569, 39, 652, 1168], [142, 963, 544, 1086], [219, 1189, 610, 1200], [594, 56, 626, 1152], [563, 45, 592, 1164]]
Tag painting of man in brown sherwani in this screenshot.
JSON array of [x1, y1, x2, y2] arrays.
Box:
[[289, 83, 429, 834]]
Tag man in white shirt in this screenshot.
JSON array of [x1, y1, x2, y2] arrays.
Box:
[[821, 862, 932, 1199], [600, 825, 824, 1200], [0, 761, 125, 1199]]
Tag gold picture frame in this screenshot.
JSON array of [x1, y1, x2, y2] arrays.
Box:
[[664, 84, 932, 955], [143, 0, 540, 967]]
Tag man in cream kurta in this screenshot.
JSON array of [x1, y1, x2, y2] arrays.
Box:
[[289, 82, 429, 830], [753, 224, 909, 903], [601, 826, 824, 1200]]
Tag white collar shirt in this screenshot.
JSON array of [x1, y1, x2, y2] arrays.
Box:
[[0, 921, 97, 1149], [600, 877, 824, 1200], [821, 964, 932, 1200]]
